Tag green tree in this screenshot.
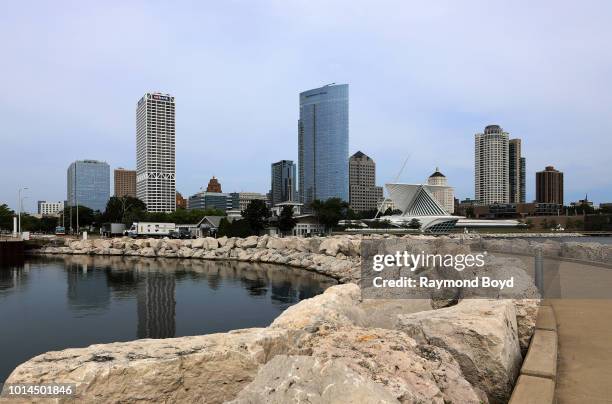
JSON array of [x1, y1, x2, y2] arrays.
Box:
[[242, 200, 271, 235], [218, 218, 252, 237], [525, 219, 534, 229], [0, 204, 15, 231], [102, 196, 147, 225], [62, 205, 95, 232], [278, 205, 297, 236], [310, 198, 350, 232]]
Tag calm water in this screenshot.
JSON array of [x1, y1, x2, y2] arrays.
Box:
[[0, 255, 336, 382]]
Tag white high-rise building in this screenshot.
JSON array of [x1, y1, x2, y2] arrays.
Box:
[[136, 93, 176, 212], [427, 168, 454, 214], [475, 125, 509, 205]]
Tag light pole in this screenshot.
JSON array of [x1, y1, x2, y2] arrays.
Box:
[[18, 187, 28, 236]]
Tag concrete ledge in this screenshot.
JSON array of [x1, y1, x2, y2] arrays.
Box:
[[521, 329, 558, 380], [536, 305, 557, 331], [509, 374, 555, 404]]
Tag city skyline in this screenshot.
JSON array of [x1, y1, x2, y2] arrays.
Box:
[[2, 1, 612, 212]]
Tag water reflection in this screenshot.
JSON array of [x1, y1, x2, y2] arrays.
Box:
[[137, 272, 176, 339], [0, 255, 335, 383], [0, 257, 29, 293]]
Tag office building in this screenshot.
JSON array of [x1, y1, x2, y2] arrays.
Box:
[[67, 160, 110, 212], [348, 151, 383, 212], [426, 167, 455, 214], [188, 191, 230, 212], [231, 192, 268, 212], [136, 92, 176, 212], [536, 166, 564, 205], [271, 160, 297, 206], [509, 139, 526, 203], [114, 168, 136, 198], [474, 125, 509, 205], [298, 84, 349, 208], [37, 201, 64, 216]]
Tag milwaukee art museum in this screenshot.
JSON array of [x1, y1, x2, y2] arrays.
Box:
[[375, 183, 461, 233]]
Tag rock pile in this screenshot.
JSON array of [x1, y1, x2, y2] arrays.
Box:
[[12, 234, 591, 402]]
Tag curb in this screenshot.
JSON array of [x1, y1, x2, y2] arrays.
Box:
[[509, 304, 558, 404]]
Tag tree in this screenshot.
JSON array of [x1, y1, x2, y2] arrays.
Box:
[[218, 218, 252, 238], [242, 200, 271, 235], [278, 205, 297, 236], [102, 196, 147, 225], [62, 205, 96, 232], [525, 219, 534, 229], [0, 204, 15, 231], [408, 218, 422, 229], [540, 218, 549, 230], [310, 198, 350, 232]]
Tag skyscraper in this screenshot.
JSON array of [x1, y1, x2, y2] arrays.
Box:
[[114, 168, 136, 198], [136, 92, 176, 212], [67, 160, 110, 212], [427, 167, 455, 214], [298, 84, 349, 208], [536, 166, 564, 205], [348, 151, 383, 212], [509, 139, 526, 203], [474, 125, 509, 205], [271, 160, 296, 206]]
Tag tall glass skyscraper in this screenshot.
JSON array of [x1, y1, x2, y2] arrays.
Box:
[[298, 84, 349, 207], [67, 160, 110, 212]]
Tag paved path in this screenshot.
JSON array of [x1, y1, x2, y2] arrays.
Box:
[[550, 299, 612, 403]]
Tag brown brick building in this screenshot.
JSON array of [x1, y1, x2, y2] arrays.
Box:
[[536, 166, 564, 205], [114, 168, 136, 198]]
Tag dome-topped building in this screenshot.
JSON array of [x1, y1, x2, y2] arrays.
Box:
[[427, 167, 454, 214]]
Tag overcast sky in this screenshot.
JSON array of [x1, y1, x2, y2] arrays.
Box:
[[1, 0, 611, 212]]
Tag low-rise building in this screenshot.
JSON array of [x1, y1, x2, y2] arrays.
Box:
[[187, 191, 230, 212], [37, 201, 64, 216], [472, 202, 562, 219]]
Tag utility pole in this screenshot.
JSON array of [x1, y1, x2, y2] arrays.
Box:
[[74, 165, 79, 236], [18, 187, 28, 235]]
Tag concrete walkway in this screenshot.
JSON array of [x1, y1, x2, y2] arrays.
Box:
[[550, 299, 612, 404]]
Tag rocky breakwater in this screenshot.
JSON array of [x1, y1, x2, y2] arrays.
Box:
[[473, 238, 612, 264], [8, 235, 542, 403], [38, 235, 363, 283], [5, 281, 534, 403]]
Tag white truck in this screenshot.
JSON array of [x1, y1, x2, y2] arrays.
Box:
[[126, 222, 176, 238]]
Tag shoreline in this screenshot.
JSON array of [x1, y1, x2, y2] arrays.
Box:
[[5, 235, 610, 403]]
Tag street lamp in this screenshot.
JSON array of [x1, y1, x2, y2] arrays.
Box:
[[18, 187, 28, 235]]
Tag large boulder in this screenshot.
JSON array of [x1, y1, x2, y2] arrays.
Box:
[[266, 237, 287, 250], [5, 328, 300, 404], [396, 299, 522, 403], [229, 355, 399, 404], [301, 327, 486, 403], [318, 237, 347, 256], [270, 284, 364, 332], [241, 236, 259, 249], [561, 242, 612, 263]]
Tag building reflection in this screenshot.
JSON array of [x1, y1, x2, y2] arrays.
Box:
[[0, 257, 28, 292], [136, 272, 176, 339], [66, 262, 111, 312]]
